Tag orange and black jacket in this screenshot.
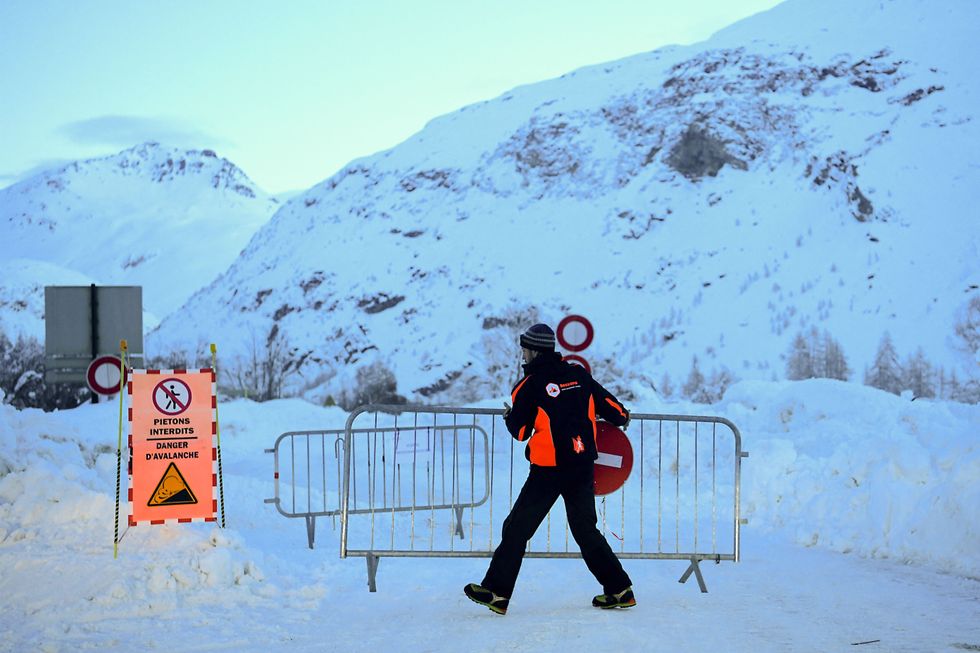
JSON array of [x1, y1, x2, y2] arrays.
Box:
[[504, 351, 630, 468]]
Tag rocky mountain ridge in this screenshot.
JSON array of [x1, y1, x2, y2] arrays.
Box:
[[148, 0, 978, 404], [3, 0, 975, 405]]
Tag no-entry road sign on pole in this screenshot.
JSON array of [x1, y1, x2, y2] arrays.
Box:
[[86, 355, 125, 396], [556, 315, 594, 352], [593, 422, 633, 496], [562, 354, 592, 374]]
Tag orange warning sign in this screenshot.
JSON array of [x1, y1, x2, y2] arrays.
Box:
[[128, 369, 217, 525]]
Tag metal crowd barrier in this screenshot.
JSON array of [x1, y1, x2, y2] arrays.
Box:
[[337, 406, 748, 592], [265, 429, 344, 549], [265, 424, 490, 549]]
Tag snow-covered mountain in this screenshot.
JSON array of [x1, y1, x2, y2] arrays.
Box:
[[0, 259, 96, 342], [0, 143, 279, 337], [149, 0, 979, 403]]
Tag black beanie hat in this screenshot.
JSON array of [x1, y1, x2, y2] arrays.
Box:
[[520, 323, 556, 352]]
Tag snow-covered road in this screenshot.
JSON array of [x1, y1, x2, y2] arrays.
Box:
[[5, 526, 977, 652]]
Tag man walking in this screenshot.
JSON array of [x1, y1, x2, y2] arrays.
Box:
[[464, 323, 635, 615]]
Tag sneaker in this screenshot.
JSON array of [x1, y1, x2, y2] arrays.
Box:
[[464, 583, 509, 615], [592, 586, 636, 609]]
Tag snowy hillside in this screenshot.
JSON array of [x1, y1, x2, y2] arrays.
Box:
[[0, 380, 977, 650], [0, 259, 96, 341], [148, 0, 980, 404], [0, 143, 279, 335]]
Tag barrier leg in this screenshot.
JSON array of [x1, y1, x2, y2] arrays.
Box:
[[454, 505, 465, 539], [366, 554, 380, 592], [679, 558, 708, 593], [305, 515, 316, 549]]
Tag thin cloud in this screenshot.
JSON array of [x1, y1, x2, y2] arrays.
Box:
[[0, 116, 234, 189], [58, 115, 230, 149], [0, 158, 74, 189]]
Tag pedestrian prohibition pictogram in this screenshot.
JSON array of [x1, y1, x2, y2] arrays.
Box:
[[148, 462, 198, 506], [153, 378, 192, 415]]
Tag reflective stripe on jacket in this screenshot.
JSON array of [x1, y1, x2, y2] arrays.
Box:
[[503, 351, 629, 467]]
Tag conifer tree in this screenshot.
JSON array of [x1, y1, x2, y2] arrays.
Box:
[[808, 326, 826, 376], [786, 328, 850, 381], [682, 355, 705, 400], [786, 333, 813, 380], [903, 348, 936, 399], [707, 367, 735, 403], [945, 369, 961, 401], [865, 332, 903, 395], [822, 332, 851, 381], [954, 296, 980, 361]]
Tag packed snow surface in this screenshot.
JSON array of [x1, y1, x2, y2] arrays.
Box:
[[1, 379, 977, 651]]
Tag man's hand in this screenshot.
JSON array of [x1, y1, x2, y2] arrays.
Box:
[[624, 411, 631, 430], [503, 402, 512, 419]]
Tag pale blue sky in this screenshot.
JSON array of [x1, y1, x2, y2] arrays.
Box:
[[0, 1, 782, 194]]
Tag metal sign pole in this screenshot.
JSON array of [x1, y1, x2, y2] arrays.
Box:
[[113, 339, 128, 558], [90, 284, 99, 404]]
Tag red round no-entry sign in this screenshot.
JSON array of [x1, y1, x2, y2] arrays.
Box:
[[556, 315, 594, 352], [562, 354, 592, 374], [593, 422, 633, 496], [86, 355, 126, 396]]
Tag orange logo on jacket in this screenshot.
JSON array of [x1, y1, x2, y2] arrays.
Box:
[[573, 436, 585, 453], [546, 383, 560, 397]]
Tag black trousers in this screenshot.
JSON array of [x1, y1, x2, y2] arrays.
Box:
[[481, 463, 632, 598]]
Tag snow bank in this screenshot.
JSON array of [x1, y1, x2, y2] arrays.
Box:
[[709, 379, 980, 578], [1, 380, 976, 599], [1, 377, 977, 653], [0, 397, 348, 652], [0, 379, 976, 652]]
